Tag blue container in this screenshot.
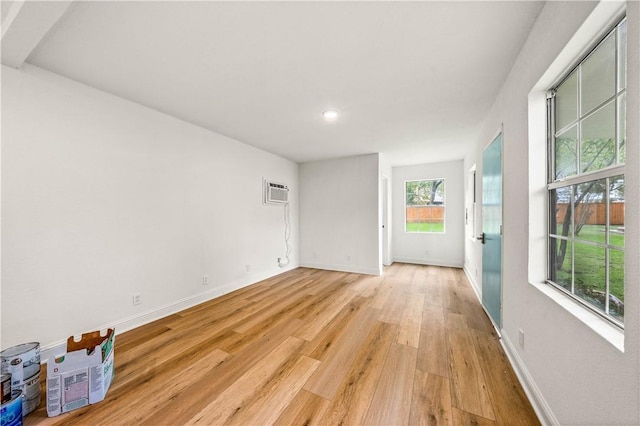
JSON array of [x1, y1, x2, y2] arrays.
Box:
[[0, 390, 22, 426]]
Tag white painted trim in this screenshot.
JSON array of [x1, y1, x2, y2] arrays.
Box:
[[463, 265, 481, 300], [501, 334, 560, 426], [39, 264, 299, 364], [485, 123, 504, 151], [299, 261, 381, 276], [393, 256, 463, 269]]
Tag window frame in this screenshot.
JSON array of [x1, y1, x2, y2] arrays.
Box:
[[546, 17, 627, 328], [404, 178, 446, 234]]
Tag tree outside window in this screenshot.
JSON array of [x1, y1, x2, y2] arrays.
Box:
[[548, 18, 626, 325], [405, 179, 445, 233]]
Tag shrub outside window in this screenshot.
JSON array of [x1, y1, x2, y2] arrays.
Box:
[[548, 18, 626, 326], [405, 179, 445, 233]]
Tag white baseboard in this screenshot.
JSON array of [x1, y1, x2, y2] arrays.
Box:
[[501, 333, 559, 426], [463, 265, 481, 300], [392, 256, 463, 269], [40, 264, 298, 364], [299, 261, 381, 276]]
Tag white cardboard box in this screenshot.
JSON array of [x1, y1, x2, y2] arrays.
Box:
[[46, 329, 115, 417]]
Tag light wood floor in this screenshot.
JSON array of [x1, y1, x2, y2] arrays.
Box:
[[26, 263, 539, 425]]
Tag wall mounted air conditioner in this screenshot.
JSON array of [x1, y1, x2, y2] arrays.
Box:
[[264, 180, 289, 205]]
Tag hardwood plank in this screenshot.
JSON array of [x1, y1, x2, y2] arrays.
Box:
[[447, 326, 496, 420], [378, 287, 409, 324], [398, 263, 417, 283], [363, 343, 417, 426], [410, 370, 453, 426], [411, 265, 429, 294], [225, 355, 320, 426], [232, 286, 312, 333], [244, 274, 315, 304], [303, 307, 380, 399], [140, 319, 305, 425], [424, 274, 444, 307], [451, 407, 497, 426], [294, 289, 358, 341], [422, 303, 445, 328], [397, 293, 425, 347], [368, 280, 393, 310], [163, 296, 256, 331], [316, 321, 397, 426], [301, 296, 366, 360], [304, 271, 349, 295], [183, 336, 306, 425], [348, 274, 384, 298], [228, 294, 316, 346], [273, 390, 330, 426], [417, 321, 449, 377], [112, 323, 231, 390], [459, 300, 496, 334], [115, 314, 179, 348], [445, 310, 468, 329]]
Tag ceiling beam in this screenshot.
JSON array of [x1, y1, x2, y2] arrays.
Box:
[[2, 0, 73, 69]]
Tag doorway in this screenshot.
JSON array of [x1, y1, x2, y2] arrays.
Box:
[[382, 175, 391, 266]]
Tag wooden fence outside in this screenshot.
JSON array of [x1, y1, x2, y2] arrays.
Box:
[[554, 202, 624, 226], [406, 206, 445, 223]]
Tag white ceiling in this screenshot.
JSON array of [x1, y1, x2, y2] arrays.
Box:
[[7, 1, 545, 165]]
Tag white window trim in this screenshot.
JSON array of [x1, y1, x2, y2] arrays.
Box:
[[404, 178, 446, 234], [528, 1, 626, 351]]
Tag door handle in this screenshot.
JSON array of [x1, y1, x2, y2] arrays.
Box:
[[476, 232, 485, 244]]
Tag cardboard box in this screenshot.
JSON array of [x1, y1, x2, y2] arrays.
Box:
[[46, 329, 115, 417]]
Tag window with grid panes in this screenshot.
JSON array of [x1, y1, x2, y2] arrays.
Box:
[[547, 18, 626, 326], [405, 179, 445, 233]]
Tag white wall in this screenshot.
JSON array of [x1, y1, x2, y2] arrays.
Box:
[[1, 64, 299, 354], [465, 2, 640, 424], [392, 160, 464, 267], [299, 154, 381, 275]]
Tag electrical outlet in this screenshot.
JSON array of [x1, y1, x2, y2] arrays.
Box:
[[245, 264, 251, 272], [346, 255, 351, 261], [519, 329, 525, 349], [202, 275, 209, 286], [132, 293, 142, 306]]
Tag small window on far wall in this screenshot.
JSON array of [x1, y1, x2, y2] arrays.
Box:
[[405, 179, 445, 233]]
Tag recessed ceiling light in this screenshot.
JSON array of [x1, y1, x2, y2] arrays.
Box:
[[322, 110, 339, 120]]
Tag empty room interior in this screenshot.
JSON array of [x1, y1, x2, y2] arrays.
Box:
[[1, 1, 639, 425]]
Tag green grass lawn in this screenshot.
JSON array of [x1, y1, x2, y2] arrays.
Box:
[[575, 224, 625, 247], [405, 222, 444, 233], [572, 241, 624, 298], [554, 225, 624, 319]]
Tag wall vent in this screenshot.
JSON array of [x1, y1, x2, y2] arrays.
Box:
[[264, 180, 289, 205]]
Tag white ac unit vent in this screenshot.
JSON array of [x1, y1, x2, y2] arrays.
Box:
[[264, 180, 289, 205]]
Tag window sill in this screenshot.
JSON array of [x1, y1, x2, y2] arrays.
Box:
[[530, 281, 624, 352]]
